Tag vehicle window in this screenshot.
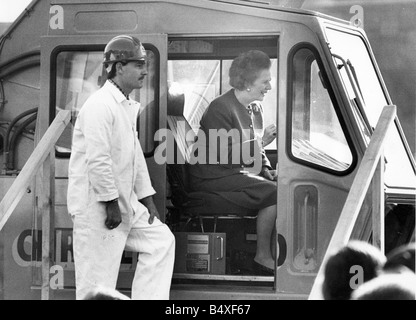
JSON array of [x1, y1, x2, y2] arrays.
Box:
[[168, 38, 278, 150], [168, 60, 221, 133], [325, 28, 416, 188], [290, 47, 353, 172], [168, 59, 278, 137], [54, 48, 159, 156]]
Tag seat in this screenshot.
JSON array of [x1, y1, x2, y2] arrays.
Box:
[[166, 83, 257, 232]]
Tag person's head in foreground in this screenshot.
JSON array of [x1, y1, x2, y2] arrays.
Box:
[[350, 273, 416, 300], [322, 240, 386, 300]]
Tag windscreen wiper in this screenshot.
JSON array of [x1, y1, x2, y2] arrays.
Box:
[[332, 53, 374, 134], [347, 60, 365, 103], [332, 53, 388, 165]]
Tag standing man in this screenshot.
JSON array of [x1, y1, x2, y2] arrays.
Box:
[[67, 35, 175, 300]]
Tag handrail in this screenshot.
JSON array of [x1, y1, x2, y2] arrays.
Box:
[[0, 110, 71, 300], [0, 110, 71, 229], [308, 105, 397, 300]]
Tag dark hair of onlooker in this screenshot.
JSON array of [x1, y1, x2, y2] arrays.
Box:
[[351, 273, 416, 300], [322, 240, 386, 300], [383, 242, 415, 274], [229, 50, 271, 91]]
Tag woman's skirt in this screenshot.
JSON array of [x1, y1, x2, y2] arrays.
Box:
[[189, 172, 277, 213]]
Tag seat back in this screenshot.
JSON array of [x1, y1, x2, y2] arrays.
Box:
[[166, 82, 201, 210]]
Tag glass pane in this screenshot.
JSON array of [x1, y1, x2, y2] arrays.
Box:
[[168, 39, 215, 54], [291, 48, 353, 172], [168, 60, 221, 132], [326, 29, 388, 127], [55, 49, 158, 155], [325, 28, 416, 188], [55, 51, 103, 153]]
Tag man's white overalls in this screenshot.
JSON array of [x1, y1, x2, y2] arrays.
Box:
[[68, 81, 175, 300]]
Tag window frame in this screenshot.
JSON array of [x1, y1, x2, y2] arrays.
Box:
[[50, 43, 161, 158], [324, 27, 416, 187], [286, 43, 357, 176]]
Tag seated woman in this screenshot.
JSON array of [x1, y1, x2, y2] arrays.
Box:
[[188, 50, 278, 275]]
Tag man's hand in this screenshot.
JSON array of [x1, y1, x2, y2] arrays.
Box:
[[140, 196, 161, 224], [105, 200, 122, 230]]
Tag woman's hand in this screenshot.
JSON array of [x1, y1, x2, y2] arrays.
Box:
[[262, 124, 277, 147], [261, 168, 278, 181]]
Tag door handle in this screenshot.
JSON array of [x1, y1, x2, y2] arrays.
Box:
[[216, 236, 224, 261]]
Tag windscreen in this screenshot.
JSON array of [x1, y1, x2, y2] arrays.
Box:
[[325, 28, 416, 189]]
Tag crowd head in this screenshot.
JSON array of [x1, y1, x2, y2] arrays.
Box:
[[321, 240, 387, 300], [321, 240, 416, 300]]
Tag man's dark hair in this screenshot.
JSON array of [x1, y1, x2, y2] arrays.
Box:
[[106, 62, 127, 80]]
